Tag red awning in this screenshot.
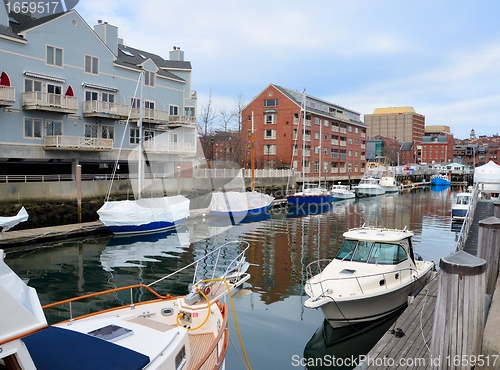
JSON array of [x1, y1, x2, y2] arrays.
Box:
[[65, 85, 74, 96], [0, 72, 11, 87]]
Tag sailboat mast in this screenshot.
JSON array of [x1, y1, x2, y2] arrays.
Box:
[[138, 70, 144, 199], [319, 110, 322, 187], [251, 111, 255, 191], [301, 90, 306, 187]]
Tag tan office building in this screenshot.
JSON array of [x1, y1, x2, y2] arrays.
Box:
[[365, 107, 425, 144]]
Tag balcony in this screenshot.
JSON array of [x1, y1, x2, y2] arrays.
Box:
[[83, 100, 130, 120], [168, 115, 197, 128], [23, 91, 78, 113], [44, 135, 113, 151], [130, 108, 169, 124], [0, 86, 15, 106], [142, 140, 196, 154]]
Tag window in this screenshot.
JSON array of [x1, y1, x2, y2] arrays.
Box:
[[314, 132, 320, 140], [131, 98, 141, 108], [47, 84, 62, 95], [86, 91, 114, 103], [47, 45, 63, 66], [368, 243, 408, 265], [263, 144, 276, 155], [85, 91, 98, 101], [314, 161, 320, 173], [45, 120, 62, 136], [144, 130, 154, 141], [24, 79, 42, 92], [264, 99, 278, 107], [85, 124, 97, 138], [84, 55, 99, 74], [24, 118, 42, 138], [102, 92, 115, 103], [185, 107, 195, 117], [324, 120, 329, 127], [336, 240, 358, 260], [144, 71, 155, 87], [264, 129, 276, 139], [145, 100, 155, 109], [352, 241, 373, 262], [130, 128, 140, 144], [169, 105, 179, 115], [265, 114, 276, 125], [314, 117, 320, 125], [101, 125, 114, 140]]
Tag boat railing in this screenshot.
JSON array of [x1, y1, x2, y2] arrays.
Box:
[[148, 240, 250, 287], [455, 182, 480, 252], [42, 241, 250, 322], [305, 261, 419, 297]]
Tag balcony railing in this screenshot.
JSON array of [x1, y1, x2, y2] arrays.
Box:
[[83, 100, 130, 119], [142, 140, 196, 154], [0, 86, 15, 105], [131, 107, 169, 123], [23, 91, 78, 113], [44, 135, 113, 151], [168, 115, 197, 128]]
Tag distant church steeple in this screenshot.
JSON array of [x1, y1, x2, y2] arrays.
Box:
[[469, 128, 476, 140]]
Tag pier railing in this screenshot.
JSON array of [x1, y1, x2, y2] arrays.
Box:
[[454, 182, 479, 251]]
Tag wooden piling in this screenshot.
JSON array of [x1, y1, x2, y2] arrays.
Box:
[[477, 216, 500, 295], [430, 251, 486, 369], [494, 201, 500, 218]]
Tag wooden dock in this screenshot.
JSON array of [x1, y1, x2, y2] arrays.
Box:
[[362, 277, 439, 369]]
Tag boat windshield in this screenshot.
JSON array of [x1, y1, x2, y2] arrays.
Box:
[[336, 240, 408, 265], [456, 196, 470, 205]]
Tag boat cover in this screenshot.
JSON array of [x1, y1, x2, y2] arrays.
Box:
[[0, 206, 29, 232], [474, 161, 500, 192], [23, 326, 150, 370], [0, 250, 47, 343], [97, 195, 190, 227], [208, 191, 274, 212]]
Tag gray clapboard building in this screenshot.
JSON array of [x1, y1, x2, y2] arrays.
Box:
[[0, 6, 197, 178]]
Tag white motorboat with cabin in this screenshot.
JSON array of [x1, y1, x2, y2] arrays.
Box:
[[304, 226, 435, 328], [379, 169, 400, 193], [451, 190, 473, 221], [330, 183, 355, 201], [0, 241, 251, 370], [353, 176, 385, 197]]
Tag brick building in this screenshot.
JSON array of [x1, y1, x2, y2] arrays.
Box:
[[241, 84, 367, 181], [365, 107, 425, 145], [421, 125, 454, 164]]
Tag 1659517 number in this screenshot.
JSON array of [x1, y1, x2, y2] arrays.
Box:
[[6, 1, 60, 14]]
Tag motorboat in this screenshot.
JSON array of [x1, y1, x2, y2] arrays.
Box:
[[451, 191, 473, 221], [0, 241, 251, 370], [353, 177, 385, 197], [208, 190, 274, 222], [0, 207, 28, 232], [304, 226, 435, 328], [287, 183, 333, 207], [330, 183, 355, 201], [379, 170, 400, 193], [430, 173, 450, 186]]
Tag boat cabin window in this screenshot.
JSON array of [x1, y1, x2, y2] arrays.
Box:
[[351, 241, 373, 262], [336, 240, 358, 260], [456, 196, 469, 205], [368, 243, 408, 265]]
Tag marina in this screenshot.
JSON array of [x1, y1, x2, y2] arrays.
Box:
[[2, 188, 479, 369]]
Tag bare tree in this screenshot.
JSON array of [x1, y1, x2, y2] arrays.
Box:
[[218, 103, 237, 132], [199, 90, 216, 136], [234, 91, 246, 132]]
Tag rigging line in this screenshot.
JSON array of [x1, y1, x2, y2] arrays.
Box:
[[105, 74, 142, 201]]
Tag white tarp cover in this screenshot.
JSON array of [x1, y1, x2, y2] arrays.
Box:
[[0, 206, 29, 232], [474, 161, 500, 192], [208, 191, 274, 213], [0, 250, 47, 342], [97, 195, 190, 227]]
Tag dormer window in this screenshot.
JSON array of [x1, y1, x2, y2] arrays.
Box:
[[144, 71, 155, 87]]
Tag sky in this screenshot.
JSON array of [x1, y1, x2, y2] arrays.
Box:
[[75, 0, 500, 140]]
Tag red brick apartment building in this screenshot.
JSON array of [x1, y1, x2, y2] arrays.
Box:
[[420, 125, 454, 164], [241, 84, 368, 181]]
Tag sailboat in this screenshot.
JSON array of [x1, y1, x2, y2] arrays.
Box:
[[287, 90, 333, 207], [0, 207, 29, 232], [208, 113, 274, 223], [97, 71, 190, 235]]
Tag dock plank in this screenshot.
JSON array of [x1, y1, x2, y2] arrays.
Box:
[[365, 277, 438, 369]]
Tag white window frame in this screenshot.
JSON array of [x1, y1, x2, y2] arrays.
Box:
[[84, 55, 99, 75], [144, 71, 156, 87], [46, 45, 63, 67], [45, 120, 62, 136], [24, 117, 43, 138]]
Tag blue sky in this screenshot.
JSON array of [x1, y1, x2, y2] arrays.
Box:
[[76, 0, 500, 139]]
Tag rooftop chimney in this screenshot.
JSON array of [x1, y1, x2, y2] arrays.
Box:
[[169, 46, 184, 61], [94, 21, 118, 56]]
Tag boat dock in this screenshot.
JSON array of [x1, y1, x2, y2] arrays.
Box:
[[362, 199, 500, 369]]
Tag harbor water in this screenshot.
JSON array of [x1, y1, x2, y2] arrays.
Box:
[[4, 186, 460, 369]]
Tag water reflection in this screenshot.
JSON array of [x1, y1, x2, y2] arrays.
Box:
[[303, 306, 406, 370]]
